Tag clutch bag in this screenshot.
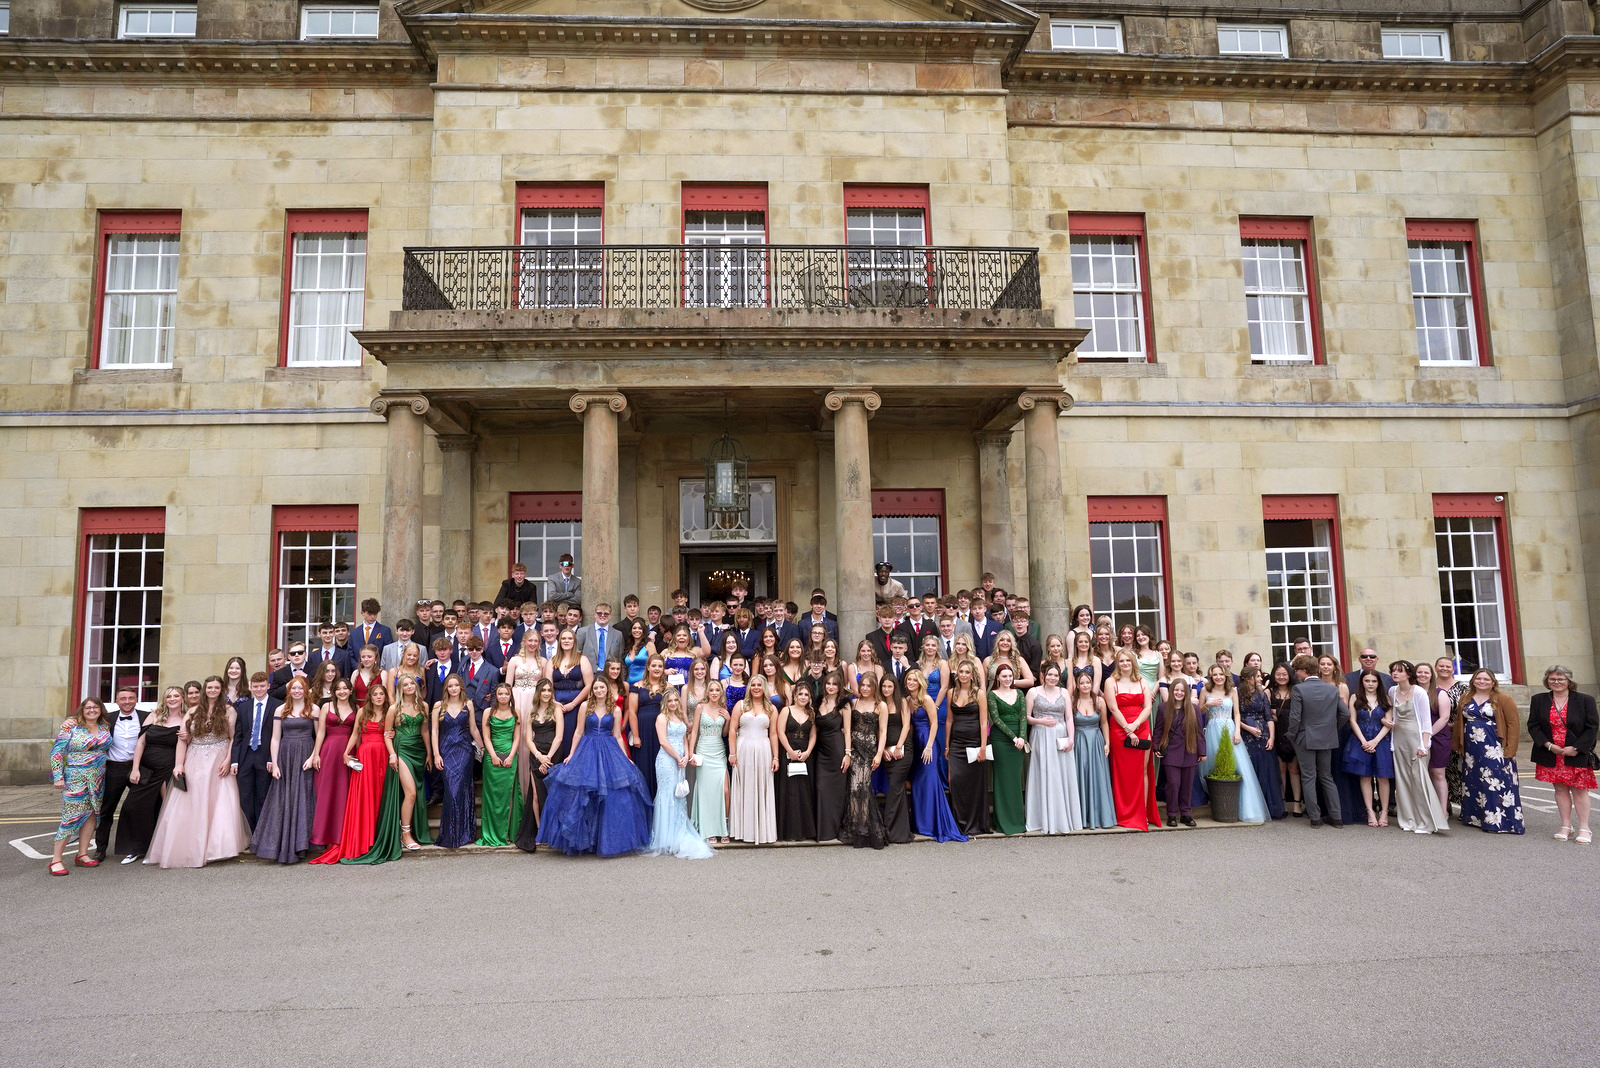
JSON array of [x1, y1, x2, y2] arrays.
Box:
[[674, 778, 690, 798], [171, 772, 188, 792]]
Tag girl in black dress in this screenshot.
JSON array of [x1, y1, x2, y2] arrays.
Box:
[[1269, 661, 1302, 816], [877, 670, 915, 843], [813, 671, 849, 841], [775, 682, 818, 841], [842, 671, 887, 849], [944, 657, 990, 836], [117, 685, 184, 862]]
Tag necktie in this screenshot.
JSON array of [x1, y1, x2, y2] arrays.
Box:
[[251, 701, 264, 750], [944, 639, 953, 656], [364, 625, 372, 644], [503, 642, 511, 658], [470, 662, 478, 682], [597, 628, 607, 664]]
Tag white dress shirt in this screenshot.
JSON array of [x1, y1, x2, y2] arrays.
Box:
[[109, 713, 141, 762]]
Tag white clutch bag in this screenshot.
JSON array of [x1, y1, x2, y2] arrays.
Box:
[[786, 762, 809, 777], [966, 745, 993, 762], [674, 778, 690, 798], [1056, 737, 1071, 752]]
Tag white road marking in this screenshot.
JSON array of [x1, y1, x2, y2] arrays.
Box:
[[9, 831, 76, 861]]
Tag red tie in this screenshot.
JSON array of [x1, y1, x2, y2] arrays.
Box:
[[469, 663, 477, 682]]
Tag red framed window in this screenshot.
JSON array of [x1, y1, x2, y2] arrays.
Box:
[[682, 183, 768, 308], [872, 489, 947, 597], [1069, 212, 1155, 362], [510, 493, 584, 601], [1432, 493, 1521, 682], [516, 183, 604, 308], [844, 185, 931, 303], [270, 505, 359, 651], [91, 210, 181, 369], [1262, 495, 1349, 666], [844, 184, 932, 243], [1240, 216, 1324, 364], [281, 209, 368, 366], [1087, 496, 1172, 640], [1406, 219, 1491, 366], [74, 507, 166, 708]]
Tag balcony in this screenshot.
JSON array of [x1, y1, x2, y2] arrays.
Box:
[[400, 244, 1042, 312]]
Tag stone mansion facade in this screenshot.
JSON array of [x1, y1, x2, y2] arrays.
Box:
[[2, 0, 1598, 780]]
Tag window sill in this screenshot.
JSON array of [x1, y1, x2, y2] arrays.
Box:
[[1071, 359, 1165, 377], [73, 367, 182, 385], [1244, 362, 1332, 379], [1417, 363, 1499, 380], [267, 364, 368, 381]]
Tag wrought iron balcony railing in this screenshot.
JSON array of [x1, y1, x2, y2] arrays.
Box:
[[401, 244, 1041, 313]]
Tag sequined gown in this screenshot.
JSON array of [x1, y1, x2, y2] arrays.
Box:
[[435, 706, 478, 848], [844, 704, 886, 849]]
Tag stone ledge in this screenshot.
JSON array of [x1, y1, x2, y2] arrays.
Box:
[[265, 364, 370, 382], [1070, 359, 1167, 377], [72, 367, 183, 385], [1417, 364, 1502, 381], [1244, 362, 1336, 379]]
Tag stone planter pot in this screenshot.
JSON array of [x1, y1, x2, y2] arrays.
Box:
[[1206, 776, 1241, 823]]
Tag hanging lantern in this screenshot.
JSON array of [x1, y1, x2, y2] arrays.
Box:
[[703, 431, 750, 521]]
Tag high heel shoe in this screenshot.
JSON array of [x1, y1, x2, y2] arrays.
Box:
[[401, 825, 422, 851]]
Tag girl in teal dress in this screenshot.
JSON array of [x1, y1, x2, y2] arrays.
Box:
[[689, 680, 730, 842]]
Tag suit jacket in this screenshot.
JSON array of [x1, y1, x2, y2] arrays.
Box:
[[267, 665, 308, 703], [972, 620, 1005, 660], [896, 616, 937, 650], [230, 696, 281, 766], [460, 658, 500, 712], [771, 620, 804, 649], [801, 614, 840, 641], [575, 623, 625, 669], [546, 570, 582, 601], [1286, 677, 1344, 751], [731, 627, 762, 659], [352, 622, 393, 653], [1154, 699, 1206, 766], [425, 660, 463, 708], [415, 623, 445, 651], [484, 636, 519, 669], [1527, 690, 1598, 768], [380, 640, 424, 672], [1011, 629, 1044, 677], [495, 577, 540, 607], [1345, 669, 1394, 696], [306, 647, 352, 678], [865, 627, 901, 669]]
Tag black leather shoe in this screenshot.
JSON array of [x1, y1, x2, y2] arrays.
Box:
[[1165, 816, 1177, 827], [1180, 816, 1196, 827], [1309, 818, 1323, 827], [87, 848, 105, 862]]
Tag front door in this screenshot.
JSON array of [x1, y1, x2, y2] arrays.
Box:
[[684, 553, 775, 604]]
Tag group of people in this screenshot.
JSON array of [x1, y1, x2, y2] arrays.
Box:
[[46, 572, 1598, 874]]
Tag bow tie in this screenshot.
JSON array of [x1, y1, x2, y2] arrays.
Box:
[[118, 713, 135, 720]]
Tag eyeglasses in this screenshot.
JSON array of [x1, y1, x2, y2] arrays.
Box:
[[1359, 653, 1377, 659]]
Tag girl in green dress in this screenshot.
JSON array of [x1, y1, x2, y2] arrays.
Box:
[[987, 663, 1028, 835], [392, 673, 431, 848], [475, 683, 523, 847]]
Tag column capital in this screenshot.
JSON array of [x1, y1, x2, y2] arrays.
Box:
[[1016, 389, 1074, 416], [570, 391, 629, 418], [370, 393, 430, 418], [435, 433, 479, 454], [823, 390, 881, 418], [972, 430, 1014, 449]]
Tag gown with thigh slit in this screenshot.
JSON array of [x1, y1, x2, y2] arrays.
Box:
[[311, 720, 390, 864], [117, 723, 180, 857], [910, 700, 967, 842], [515, 714, 559, 853], [390, 709, 431, 845]]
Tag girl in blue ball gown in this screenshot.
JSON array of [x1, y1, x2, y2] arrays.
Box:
[[537, 677, 652, 857]]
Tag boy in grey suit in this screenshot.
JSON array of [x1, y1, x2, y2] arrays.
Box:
[[1285, 654, 1345, 827], [576, 603, 625, 670]]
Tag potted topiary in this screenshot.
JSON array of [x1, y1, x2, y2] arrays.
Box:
[[1206, 731, 1242, 823]]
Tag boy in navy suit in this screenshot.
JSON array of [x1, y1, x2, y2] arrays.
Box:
[[460, 638, 500, 711], [231, 672, 281, 829], [353, 598, 393, 655]]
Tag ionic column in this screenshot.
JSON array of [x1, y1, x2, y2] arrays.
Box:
[[825, 390, 880, 645], [973, 431, 1017, 590], [1018, 390, 1074, 639], [436, 434, 478, 602], [371, 393, 429, 620], [571, 391, 628, 617]]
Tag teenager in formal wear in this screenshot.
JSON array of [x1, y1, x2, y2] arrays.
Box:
[[383, 641, 426, 703], [944, 658, 990, 837], [777, 638, 809, 703], [308, 658, 342, 708], [475, 683, 523, 847], [89, 686, 144, 862], [145, 690, 250, 869], [647, 690, 714, 859], [688, 679, 731, 843], [662, 627, 700, 693], [221, 657, 250, 706], [548, 628, 593, 765], [621, 618, 654, 686], [875, 670, 914, 843], [537, 678, 652, 856], [914, 633, 951, 788], [842, 671, 887, 849], [626, 655, 670, 800], [349, 644, 382, 707], [1091, 625, 1117, 680], [1237, 667, 1286, 820], [1343, 669, 1395, 827], [1155, 676, 1205, 827], [48, 698, 111, 876], [1388, 661, 1448, 835], [900, 667, 965, 842], [1527, 665, 1596, 843], [711, 628, 742, 680], [312, 683, 396, 864], [310, 677, 359, 847], [117, 686, 184, 863], [1132, 626, 1163, 685], [1197, 664, 1267, 823], [728, 675, 778, 844], [250, 675, 319, 863], [514, 679, 564, 853], [1026, 661, 1081, 834], [986, 663, 1028, 835], [1067, 630, 1102, 696], [1104, 649, 1159, 831], [811, 672, 849, 842], [721, 654, 750, 710], [431, 673, 482, 849], [1268, 662, 1303, 817], [985, 631, 1035, 693], [775, 682, 818, 842], [1070, 668, 1117, 829], [228, 673, 277, 830]]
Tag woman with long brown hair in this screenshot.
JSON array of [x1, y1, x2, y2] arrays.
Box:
[[145, 681, 250, 869], [311, 682, 396, 864], [251, 675, 319, 863], [47, 698, 111, 876], [1154, 676, 1204, 827], [514, 678, 563, 852], [474, 682, 523, 848], [310, 676, 358, 847]]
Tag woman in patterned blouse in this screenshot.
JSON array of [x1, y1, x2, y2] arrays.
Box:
[[50, 698, 112, 876]]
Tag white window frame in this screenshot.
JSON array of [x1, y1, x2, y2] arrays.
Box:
[[515, 520, 583, 602], [1434, 516, 1512, 680], [1071, 233, 1147, 361], [276, 529, 358, 652], [872, 514, 943, 598], [518, 207, 603, 308], [118, 4, 197, 38], [287, 231, 367, 366], [1089, 520, 1167, 639], [1408, 241, 1480, 364], [82, 532, 165, 706], [1383, 28, 1451, 61], [300, 4, 381, 40], [1050, 20, 1124, 53], [0, 4, 11, 36], [1217, 24, 1288, 58], [100, 232, 179, 368], [1264, 518, 1341, 666], [1243, 238, 1312, 362], [684, 211, 768, 309]]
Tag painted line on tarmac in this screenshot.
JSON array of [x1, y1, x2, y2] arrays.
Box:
[[9, 831, 77, 861]]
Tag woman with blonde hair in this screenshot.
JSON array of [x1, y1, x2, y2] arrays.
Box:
[[116, 686, 185, 863], [647, 690, 714, 858], [382, 640, 426, 704], [1197, 663, 1267, 823], [688, 678, 731, 843], [728, 674, 778, 844], [986, 630, 1035, 691], [944, 658, 989, 836], [537, 677, 652, 856], [627, 653, 671, 799]]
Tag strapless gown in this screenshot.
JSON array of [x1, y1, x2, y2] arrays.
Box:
[[537, 714, 652, 856]]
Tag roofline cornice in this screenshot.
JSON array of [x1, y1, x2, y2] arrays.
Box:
[[0, 40, 431, 83]]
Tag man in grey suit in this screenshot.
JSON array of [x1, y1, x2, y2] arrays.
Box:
[[1285, 654, 1344, 827], [380, 618, 425, 672], [546, 553, 581, 601], [576, 603, 625, 671]]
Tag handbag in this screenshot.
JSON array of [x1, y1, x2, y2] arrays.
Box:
[[1123, 736, 1151, 751], [171, 772, 189, 792], [674, 777, 690, 798]]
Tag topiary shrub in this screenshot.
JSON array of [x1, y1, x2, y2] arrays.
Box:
[[1210, 730, 1241, 781]]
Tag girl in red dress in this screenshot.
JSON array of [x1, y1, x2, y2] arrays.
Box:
[[311, 683, 395, 863], [1103, 648, 1159, 831]]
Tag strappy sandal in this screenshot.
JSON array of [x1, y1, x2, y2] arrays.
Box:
[[1577, 829, 1592, 845], [74, 854, 100, 868], [48, 861, 67, 876], [1378, 816, 1388, 828], [1367, 816, 1379, 827], [401, 825, 422, 851], [1555, 826, 1571, 842]]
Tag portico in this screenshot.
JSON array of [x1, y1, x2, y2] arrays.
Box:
[[359, 305, 1083, 635]]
